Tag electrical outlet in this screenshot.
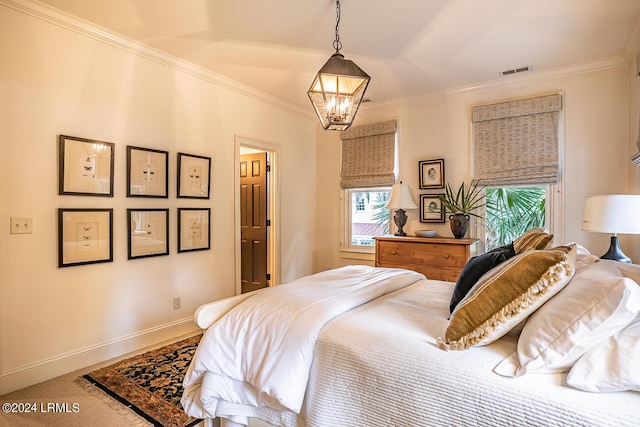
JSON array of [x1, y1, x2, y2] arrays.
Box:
[[10, 217, 33, 234], [173, 296, 181, 310]]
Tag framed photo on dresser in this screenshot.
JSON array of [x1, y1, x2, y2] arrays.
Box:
[[420, 194, 445, 223], [418, 159, 444, 189]]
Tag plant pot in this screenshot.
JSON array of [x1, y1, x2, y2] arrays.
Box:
[[449, 213, 470, 239]]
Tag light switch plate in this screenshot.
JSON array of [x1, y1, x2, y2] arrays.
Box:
[[10, 217, 33, 234]]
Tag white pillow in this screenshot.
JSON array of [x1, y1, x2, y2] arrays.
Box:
[[494, 260, 640, 377], [573, 243, 599, 270], [567, 315, 640, 392], [617, 262, 640, 284]]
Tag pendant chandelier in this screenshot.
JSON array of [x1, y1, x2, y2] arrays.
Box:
[[308, 0, 370, 131]]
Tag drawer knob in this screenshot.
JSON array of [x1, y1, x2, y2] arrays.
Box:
[[391, 250, 397, 255], [444, 254, 450, 259]]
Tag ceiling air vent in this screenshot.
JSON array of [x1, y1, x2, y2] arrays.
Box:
[[499, 66, 530, 77]]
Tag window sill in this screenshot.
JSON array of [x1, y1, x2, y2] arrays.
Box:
[[339, 249, 375, 261]]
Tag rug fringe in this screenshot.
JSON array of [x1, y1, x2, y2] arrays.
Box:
[[74, 376, 151, 426]]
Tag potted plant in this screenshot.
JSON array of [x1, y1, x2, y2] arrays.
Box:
[[438, 180, 485, 238]]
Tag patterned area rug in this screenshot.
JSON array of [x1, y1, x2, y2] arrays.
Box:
[[83, 335, 202, 427]]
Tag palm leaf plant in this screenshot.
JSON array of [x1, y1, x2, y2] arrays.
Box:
[[485, 186, 545, 249], [438, 180, 486, 219], [371, 192, 391, 235]]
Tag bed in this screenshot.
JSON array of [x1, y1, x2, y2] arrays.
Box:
[[181, 235, 640, 427]]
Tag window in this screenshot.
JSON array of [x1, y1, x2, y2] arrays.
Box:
[[343, 188, 390, 249], [484, 186, 547, 250], [472, 94, 563, 248], [339, 119, 397, 255]]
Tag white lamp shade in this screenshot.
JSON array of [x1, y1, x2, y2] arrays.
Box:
[[386, 184, 418, 210], [582, 195, 640, 234]]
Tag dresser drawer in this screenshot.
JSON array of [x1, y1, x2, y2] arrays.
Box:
[[374, 236, 478, 282], [376, 260, 461, 282], [376, 241, 467, 269]]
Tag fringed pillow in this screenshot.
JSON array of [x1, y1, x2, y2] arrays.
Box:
[[438, 244, 576, 351], [513, 228, 553, 254], [449, 243, 516, 314]]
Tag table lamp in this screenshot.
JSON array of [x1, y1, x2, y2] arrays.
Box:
[[386, 183, 417, 236], [581, 195, 640, 263]]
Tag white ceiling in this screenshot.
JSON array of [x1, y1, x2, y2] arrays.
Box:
[[37, 0, 640, 109]]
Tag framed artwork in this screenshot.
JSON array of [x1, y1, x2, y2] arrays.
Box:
[[58, 208, 113, 267], [420, 194, 445, 223], [178, 208, 211, 253], [127, 209, 169, 260], [58, 135, 115, 197], [127, 146, 169, 198], [177, 153, 211, 199], [419, 158, 445, 189]]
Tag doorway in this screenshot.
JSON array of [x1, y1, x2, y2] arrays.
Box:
[[235, 136, 280, 295]]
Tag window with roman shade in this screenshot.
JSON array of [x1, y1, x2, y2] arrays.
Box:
[[472, 94, 562, 186], [340, 119, 397, 189]]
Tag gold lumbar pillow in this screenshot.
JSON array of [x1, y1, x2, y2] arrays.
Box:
[[513, 228, 554, 254], [438, 244, 576, 351]]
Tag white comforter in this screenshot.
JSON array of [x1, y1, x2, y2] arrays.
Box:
[[181, 265, 425, 419]]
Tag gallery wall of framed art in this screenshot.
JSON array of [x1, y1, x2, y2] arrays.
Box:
[[57, 135, 212, 267]]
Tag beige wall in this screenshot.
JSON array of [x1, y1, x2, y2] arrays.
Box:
[[316, 63, 635, 269], [0, 4, 317, 393], [628, 51, 640, 262]]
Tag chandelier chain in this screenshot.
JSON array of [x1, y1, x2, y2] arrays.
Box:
[[333, 0, 342, 53]]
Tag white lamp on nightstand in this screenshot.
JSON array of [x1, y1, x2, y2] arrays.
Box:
[[582, 195, 640, 263], [386, 183, 418, 237]]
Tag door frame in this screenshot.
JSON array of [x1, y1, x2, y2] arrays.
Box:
[[234, 135, 280, 295]]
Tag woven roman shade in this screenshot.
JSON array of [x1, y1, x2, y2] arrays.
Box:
[[340, 119, 396, 189], [472, 94, 562, 187]]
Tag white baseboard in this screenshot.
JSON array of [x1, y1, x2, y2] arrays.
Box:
[[0, 317, 200, 395]]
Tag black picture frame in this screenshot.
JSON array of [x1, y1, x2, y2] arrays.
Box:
[[126, 146, 169, 198], [58, 135, 115, 197], [418, 158, 445, 189], [177, 208, 211, 253], [127, 208, 170, 260], [177, 152, 211, 199], [420, 194, 445, 223], [58, 208, 113, 267]]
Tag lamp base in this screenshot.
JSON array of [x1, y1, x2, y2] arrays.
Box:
[[600, 235, 631, 263], [393, 209, 408, 237]]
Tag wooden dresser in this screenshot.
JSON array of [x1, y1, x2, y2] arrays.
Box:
[[374, 236, 478, 282]]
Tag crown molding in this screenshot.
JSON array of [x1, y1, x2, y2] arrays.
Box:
[[362, 56, 628, 111], [1, 0, 313, 118]]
